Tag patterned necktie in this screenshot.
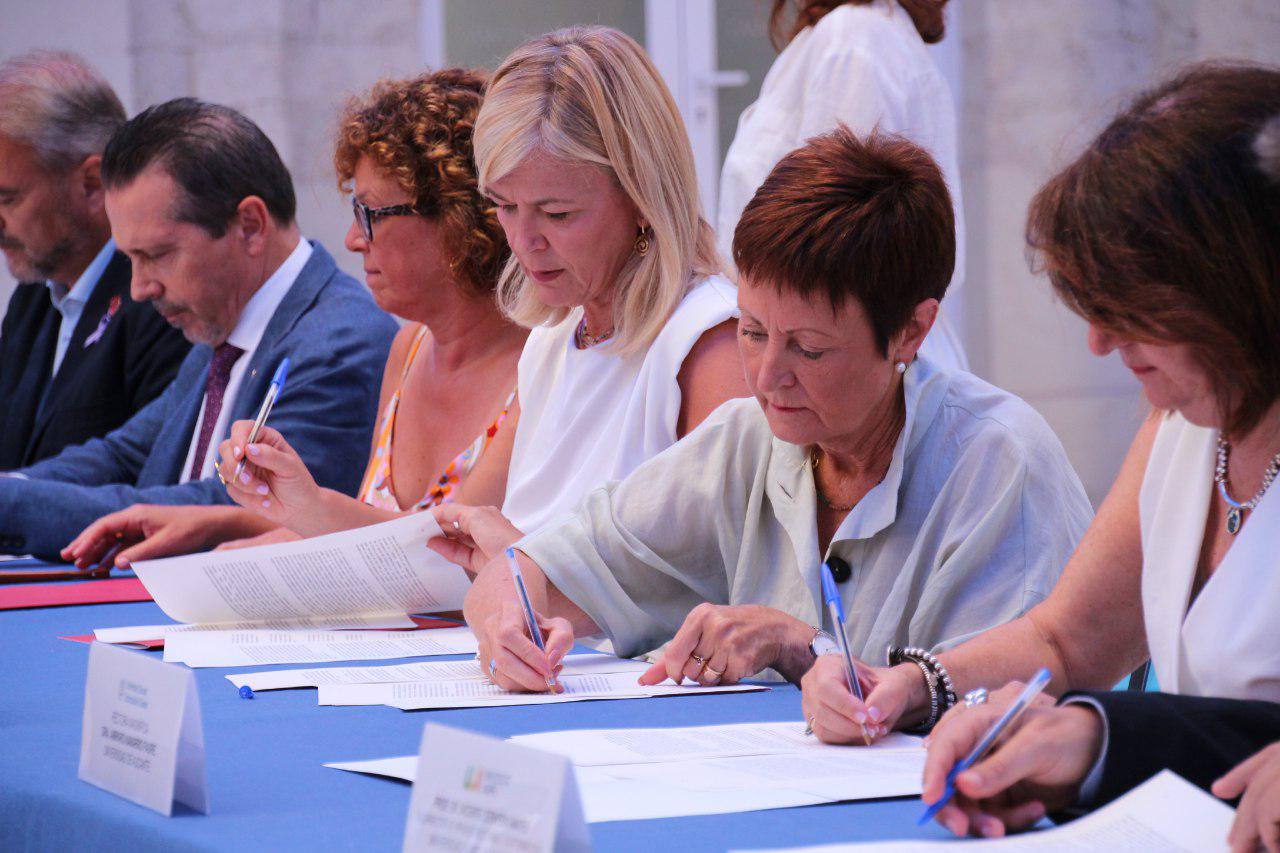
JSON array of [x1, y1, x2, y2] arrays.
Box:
[[188, 342, 244, 481]]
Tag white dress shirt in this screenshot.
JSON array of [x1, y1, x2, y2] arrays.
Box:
[[1139, 413, 1280, 701], [717, 0, 967, 370], [44, 237, 116, 376], [519, 356, 1092, 664], [179, 238, 312, 483]]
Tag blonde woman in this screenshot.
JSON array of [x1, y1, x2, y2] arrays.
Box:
[[220, 26, 746, 548]]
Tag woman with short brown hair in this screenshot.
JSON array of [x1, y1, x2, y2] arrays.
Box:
[[448, 126, 1088, 695]]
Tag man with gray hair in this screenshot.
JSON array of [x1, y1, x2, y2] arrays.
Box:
[[0, 51, 189, 469]]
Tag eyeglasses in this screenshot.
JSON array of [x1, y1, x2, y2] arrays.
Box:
[[351, 197, 418, 242]]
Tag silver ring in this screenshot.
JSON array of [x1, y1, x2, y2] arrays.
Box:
[[489, 658, 498, 677], [452, 520, 461, 532], [964, 687, 988, 708]]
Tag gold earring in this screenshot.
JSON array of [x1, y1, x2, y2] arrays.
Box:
[[635, 227, 651, 256]]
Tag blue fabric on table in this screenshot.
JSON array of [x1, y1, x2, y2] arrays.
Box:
[[0, 596, 951, 851]]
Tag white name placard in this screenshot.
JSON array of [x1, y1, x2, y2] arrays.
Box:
[[404, 723, 589, 852], [78, 641, 208, 816]]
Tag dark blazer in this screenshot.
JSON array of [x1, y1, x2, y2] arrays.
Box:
[[1068, 690, 1280, 807], [0, 241, 398, 559], [0, 251, 190, 469]]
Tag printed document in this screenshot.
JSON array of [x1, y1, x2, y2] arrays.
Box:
[[326, 727, 925, 822], [226, 652, 648, 691], [511, 720, 921, 765], [730, 770, 1233, 852], [318, 670, 767, 709], [131, 512, 469, 627], [163, 625, 478, 668]]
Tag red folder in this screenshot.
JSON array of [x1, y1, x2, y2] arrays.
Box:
[[0, 577, 152, 610]]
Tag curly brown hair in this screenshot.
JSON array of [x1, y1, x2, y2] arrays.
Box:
[[334, 68, 506, 295]]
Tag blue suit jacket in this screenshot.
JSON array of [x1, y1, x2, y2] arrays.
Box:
[[0, 241, 397, 559]]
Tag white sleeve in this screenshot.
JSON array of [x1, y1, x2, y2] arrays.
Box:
[[796, 46, 895, 141]]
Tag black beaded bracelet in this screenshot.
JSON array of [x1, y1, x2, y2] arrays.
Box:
[[887, 645, 958, 732]]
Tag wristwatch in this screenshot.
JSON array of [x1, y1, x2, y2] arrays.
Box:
[[809, 628, 839, 658]]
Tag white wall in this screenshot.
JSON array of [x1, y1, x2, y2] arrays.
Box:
[[955, 0, 1280, 504], [0, 0, 133, 306]]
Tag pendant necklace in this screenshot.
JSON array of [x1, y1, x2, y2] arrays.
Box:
[[1214, 435, 1280, 535]]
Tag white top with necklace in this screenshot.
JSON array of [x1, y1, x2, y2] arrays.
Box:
[[1140, 413, 1280, 701], [518, 356, 1091, 663], [502, 275, 739, 534], [717, 0, 967, 371]]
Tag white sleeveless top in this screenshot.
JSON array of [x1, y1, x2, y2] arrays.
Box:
[[502, 275, 739, 533], [1140, 412, 1280, 701]]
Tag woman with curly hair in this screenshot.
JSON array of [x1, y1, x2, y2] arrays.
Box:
[[64, 69, 526, 563]]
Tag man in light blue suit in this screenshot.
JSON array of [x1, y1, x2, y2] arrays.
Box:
[[0, 98, 397, 559]]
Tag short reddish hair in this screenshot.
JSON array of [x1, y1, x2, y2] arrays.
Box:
[[733, 125, 955, 355], [1027, 62, 1280, 436]]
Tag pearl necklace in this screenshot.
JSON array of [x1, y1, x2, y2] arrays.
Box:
[[1214, 435, 1280, 535]]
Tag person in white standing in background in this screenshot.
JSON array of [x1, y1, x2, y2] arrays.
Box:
[[719, 0, 967, 370]]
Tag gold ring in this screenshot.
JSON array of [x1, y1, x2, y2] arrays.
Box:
[[705, 664, 724, 676]]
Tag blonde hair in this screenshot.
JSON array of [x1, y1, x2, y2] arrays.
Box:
[[474, 26, 721, 356]]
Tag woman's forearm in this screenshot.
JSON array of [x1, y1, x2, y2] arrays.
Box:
[[286, 488, 402, 538], [464, 550, 601, 637]]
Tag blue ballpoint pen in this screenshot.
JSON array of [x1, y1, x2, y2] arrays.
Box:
[[232, 357, 290, 481], [505, 547, 557, 691], [821, 561, 873, 746], [917, 666, 1053, 826]]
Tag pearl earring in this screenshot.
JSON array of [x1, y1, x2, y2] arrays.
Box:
[[895, 361, 907, 375]]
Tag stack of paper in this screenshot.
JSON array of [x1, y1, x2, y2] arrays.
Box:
[[162, 626, 479, 668], [327, 721, 926, 821], [224, 652, 763, 707], [129, 512, 470, 628], [730, 770, 1234, 852], [91, 513, 481, 667], [225, 652, 648, 691]]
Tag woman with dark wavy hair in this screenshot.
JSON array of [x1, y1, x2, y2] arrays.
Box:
[[65, 69, 527, 562], [801, 61, 1280, 842], [718, 0, 967, 370]]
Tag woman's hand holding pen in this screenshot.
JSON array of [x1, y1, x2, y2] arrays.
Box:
[[800, 654, 896, 743], [216, 420, 319, 528], [462, 550, 573, 694], [920, 684, 1099, 838]]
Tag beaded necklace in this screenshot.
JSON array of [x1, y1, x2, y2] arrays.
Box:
[[1214, 435, 1280, 535]]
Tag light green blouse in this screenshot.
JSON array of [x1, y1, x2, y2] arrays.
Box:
[[519, 357, 1093, 666]]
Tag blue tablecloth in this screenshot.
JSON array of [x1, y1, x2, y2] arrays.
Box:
[[0, 595, 952, 851]]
